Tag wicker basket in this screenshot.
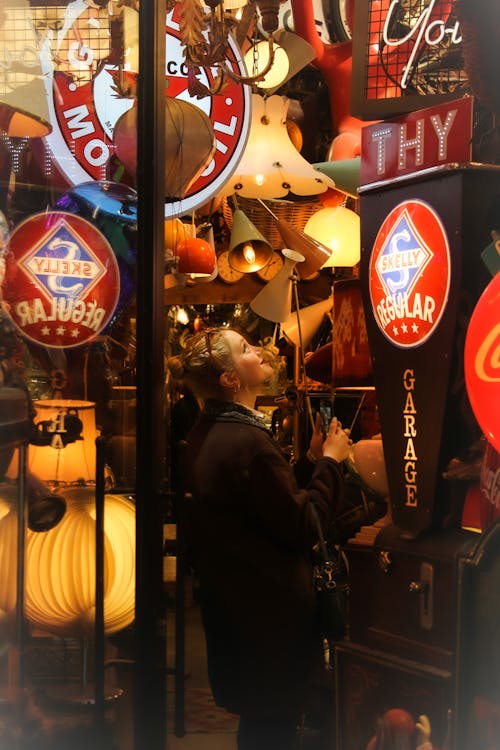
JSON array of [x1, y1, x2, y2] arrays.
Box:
[[222, 195, 323, 249]]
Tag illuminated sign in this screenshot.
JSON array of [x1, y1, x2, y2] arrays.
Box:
[[3, 212, 120, 349], [369, 199, 450, 347], [351, 0, 468, 118], [28, 3, 250, 217], [465, 271, 500, 453], [361, 97, 473, 185]]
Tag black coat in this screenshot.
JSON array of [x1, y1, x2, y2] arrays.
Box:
[[183, 410, 345, 715]]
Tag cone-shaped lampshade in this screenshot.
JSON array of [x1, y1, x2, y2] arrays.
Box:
[[305, 206, 360, 268], [229, 209, 273, 272], [227, 95, 335, 199], [0, 0, 52, 137], [281, 296, 333, 348], [274, 217, 332, 279], [313, 157, 361, 199], [250, 248, 304, 322]]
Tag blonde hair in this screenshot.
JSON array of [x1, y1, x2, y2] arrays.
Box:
[[167, 328, 236, 400]]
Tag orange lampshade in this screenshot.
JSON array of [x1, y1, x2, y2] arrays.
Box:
[[29, 400, 100, 485], [176, 237, 217, 278]]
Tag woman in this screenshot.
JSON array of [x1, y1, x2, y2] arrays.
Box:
[[167, 327, 350, 750]]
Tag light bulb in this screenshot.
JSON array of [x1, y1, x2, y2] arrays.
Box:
[[256, 174, 265, 186], [242, 243, 256, 265]]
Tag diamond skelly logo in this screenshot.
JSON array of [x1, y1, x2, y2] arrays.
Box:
[[3, 212, 120, 349], [369, 200, 450, 347]]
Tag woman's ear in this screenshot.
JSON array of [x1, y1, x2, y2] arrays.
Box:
[[219, 370, 239, 392]]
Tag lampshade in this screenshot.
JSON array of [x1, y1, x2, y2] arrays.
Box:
[[0, 0, 52, 138], [305, 206, 361, 268], [227, 95, 335, 199], [243, 31, 316, 94], [281, 296, 333, 348], [176, 237, 217, 277], [244, 41, 290, 91], [273, 217, 332, 279], [29, 400, 100, 485], [25, 488, 135, 635], [0, 487, 135, 634], [250, 248, 304, 322], [313, 157, 361, 199], [229, 208, 273, 272]]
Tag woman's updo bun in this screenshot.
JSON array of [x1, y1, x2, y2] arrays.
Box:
[[166, 355, 185, 380]]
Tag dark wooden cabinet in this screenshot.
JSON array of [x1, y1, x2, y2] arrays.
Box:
[[335, 523, 479, 748]]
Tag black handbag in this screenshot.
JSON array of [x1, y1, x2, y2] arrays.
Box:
[[310, 504, 349, 642]]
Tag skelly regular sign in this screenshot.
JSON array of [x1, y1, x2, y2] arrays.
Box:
[[3, 212, 120, 349], [359, 99, 500, 537]]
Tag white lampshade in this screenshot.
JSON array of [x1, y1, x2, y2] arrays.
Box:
[[0, 0, 52, 137], [281, 296, 333, 348], [250, 248, 304, 322], [244, 41, 290, 91], [305, 206, 361, 268], [29, 400, 100, 485], [227, 95, 335, 199]]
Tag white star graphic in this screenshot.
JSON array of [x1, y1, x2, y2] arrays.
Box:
[[392, 326, 399, 336], [401, 323, 408, 333], [412, 323, 419, 333], [41, 326, 50, 336], [71, 328, 80, 338], [56, 326, 66, 336]]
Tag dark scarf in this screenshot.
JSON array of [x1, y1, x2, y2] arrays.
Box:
[[203, 399, 271, 435]]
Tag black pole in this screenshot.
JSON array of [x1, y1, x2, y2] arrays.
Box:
[[94, 435, 106, 737], [135, 1, 167, 749]]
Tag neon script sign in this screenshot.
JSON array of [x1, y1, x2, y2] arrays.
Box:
[[382, 0, 461, 91]]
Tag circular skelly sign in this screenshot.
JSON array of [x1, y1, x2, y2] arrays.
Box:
[[3, 212, 120, 349], [369, 199, 451, 348], [41, 6, 251, 218], [465, 271, 500, 453]]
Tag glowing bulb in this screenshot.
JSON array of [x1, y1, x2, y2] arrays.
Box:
[[242, 243, 256, 265], [256, 174, 265, 186], [176, 306, 189, 325]]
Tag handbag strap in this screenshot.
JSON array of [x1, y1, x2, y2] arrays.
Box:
[[310, 503, 331, 564]]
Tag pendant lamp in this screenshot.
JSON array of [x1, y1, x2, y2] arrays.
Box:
[[228, 198, 273, 272], [227, 95, 335, 199], [244, 30, 316, 95], [281, 296, 333, 349], [258, 200, 332, 279], [250, 248, 304, 322], [0, 0, 52, 138], [313, 157, 361, 200], [305, 206, 361, 268]]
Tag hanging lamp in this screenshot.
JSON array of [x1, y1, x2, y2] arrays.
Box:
[[226, 94, 335, 199]]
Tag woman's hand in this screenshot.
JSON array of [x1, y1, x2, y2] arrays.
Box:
[[307, 412, 325, 462], [321, 417, 351, 463]]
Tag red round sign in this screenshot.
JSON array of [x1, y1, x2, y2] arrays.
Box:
[[369, 199, 450, 348], [3, 212, 120, 349], [465, 272, 500, 452]]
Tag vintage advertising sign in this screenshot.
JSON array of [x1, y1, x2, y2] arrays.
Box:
[[369, 199, 450, 347], [28, 3, 250, 217], [361, 97, 473, 185], [3, 212, 120, 349], [351, 0, 468, 119], [465, 271, 500, 453]]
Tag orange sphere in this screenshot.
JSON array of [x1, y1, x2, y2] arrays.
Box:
[[164, 218, 188, 254], [177, 237, 216, 276]]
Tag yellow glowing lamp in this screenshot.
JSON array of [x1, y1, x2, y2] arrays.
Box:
[[305, 206, 361, 268], [0, 486, 135, 635]]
